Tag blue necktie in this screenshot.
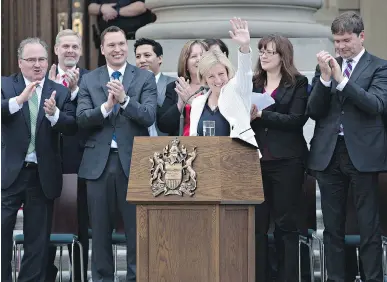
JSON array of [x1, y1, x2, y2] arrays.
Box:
[[111, 71, 122, 115], [111, 71, 122, 142]]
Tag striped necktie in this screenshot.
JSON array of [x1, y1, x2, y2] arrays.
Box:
[[62, 74, 68, 87], [343, 59, 353, 78], [27, 88, 39, 154]]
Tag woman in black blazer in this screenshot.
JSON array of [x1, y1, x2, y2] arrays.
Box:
[[250, 34, 309, 281]]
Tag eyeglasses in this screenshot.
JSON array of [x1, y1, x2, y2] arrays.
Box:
[[21, 57, 48, 64], [258, 50, 278, 57]]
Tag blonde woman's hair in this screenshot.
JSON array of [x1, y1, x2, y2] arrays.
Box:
[[55, 29, 82, 46], [197, 50, 235, 85]]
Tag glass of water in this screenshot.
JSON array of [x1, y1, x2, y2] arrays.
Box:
[[203, 120, 215, 136]]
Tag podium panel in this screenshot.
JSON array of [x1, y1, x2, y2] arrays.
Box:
[[137, 205, 255, 282], [127, 136, 263, 282]]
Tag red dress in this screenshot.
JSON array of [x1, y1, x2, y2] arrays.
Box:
[[183, 104, 192, 136]]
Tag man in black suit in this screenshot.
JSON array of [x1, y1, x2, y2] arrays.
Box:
[[134, 38, 176, 136], [77, 26, 157, 282], [306, 11, 387, 282], [45, 29, 89, 282], [1, 37, 76, 282]]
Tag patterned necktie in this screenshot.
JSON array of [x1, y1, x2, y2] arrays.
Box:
[[111, 71, 122, 115], [27, 88, 39, 154], [343, 59, 353, 78], [62, 74, 68, 87], [111, 71, 122, 143]]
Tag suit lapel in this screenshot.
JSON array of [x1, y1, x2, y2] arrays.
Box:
[[349, 51, 371, 83], [273, 85, 286, 104], [111, 64, 135, 124], [36, 79, 53, 131], [341, 52, 370, 104], [13, 73, 31, 132], [156, 73, 167, 106], [100, 67, 110, 98], [122, 64, 134, 95], [191, 92, 209, 135]]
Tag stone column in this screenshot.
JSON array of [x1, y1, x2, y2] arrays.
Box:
[[137, 0, 331, 39], [360, 0, 387, 60], [129, 0, 333, 79]]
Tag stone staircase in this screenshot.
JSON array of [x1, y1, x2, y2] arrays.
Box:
[[13, 185, 325, 282], [13, 210, 128, 282], [12, 120, 327, 281]]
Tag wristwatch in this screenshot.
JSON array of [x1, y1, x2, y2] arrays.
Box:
[[120, 96, 128, 106]]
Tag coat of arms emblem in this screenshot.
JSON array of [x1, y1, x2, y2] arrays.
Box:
[[149, 138, 197, 197]]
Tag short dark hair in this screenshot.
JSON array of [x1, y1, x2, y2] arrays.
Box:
[[134, 38, 163, 57], [100, 26, 126, 45], [203, 38, 229, 57], [331, 11, 364, 36]]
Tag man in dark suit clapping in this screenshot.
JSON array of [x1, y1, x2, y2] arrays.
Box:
[[306, 11, 387, 282], [77, 26, 157, 282], [1, 37, 76, 282], [45, 29, 89, 282]]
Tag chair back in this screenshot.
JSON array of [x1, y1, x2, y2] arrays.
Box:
[[51, 174, 79, 234]]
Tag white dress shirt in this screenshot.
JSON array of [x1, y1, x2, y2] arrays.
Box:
[[319, 48, 365, 135], [147, 71, 161, 137], [57, 65, 79, 101], [100, 63, 130, 148], [8, 77, 60, 163]]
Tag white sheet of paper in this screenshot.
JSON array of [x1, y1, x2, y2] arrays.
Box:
[[251, 92, 275, 110]]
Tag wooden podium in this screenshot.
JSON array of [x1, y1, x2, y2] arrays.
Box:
[[127, 136, 264, 282]]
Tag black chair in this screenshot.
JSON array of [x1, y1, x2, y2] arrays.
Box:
[[13, 174, 85, 282]]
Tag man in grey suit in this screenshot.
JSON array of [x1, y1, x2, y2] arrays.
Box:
[[134, 38, 176, 136], [306, 12, 387, 282], [76, 26, 157, 282]]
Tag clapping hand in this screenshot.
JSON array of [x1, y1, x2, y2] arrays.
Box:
[[316, 51, 344, 84], [64, 68, 80, 92], [15, 81, 40, 105], [107, 80, 126, 104], [44, 91, 57, 116], [175, 77, 193, 102], [48, 64, 61, 83]]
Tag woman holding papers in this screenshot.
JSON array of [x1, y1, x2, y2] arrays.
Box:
[[250, 34, 309, 281], [188, 18, 258, 148]]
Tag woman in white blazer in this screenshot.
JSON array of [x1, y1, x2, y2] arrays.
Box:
[[176, 18, 257, 147]]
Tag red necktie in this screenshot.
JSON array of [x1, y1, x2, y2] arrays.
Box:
[[62, 74, 68, 87]]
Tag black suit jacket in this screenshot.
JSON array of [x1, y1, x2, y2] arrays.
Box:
[[1, 73, 77, 199], [157, 81, 182, 136], [251, 75, 309, 160], [59, 68, 90, 174], [306, 51, 387, 172]]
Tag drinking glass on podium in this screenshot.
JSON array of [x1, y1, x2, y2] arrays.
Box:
[[203, 121, 215, 136]]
